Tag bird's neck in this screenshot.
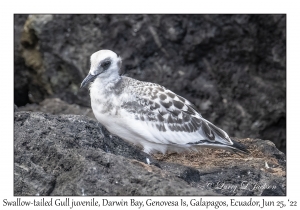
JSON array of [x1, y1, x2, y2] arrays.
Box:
[[98, 73, 121, 89], [105, 76, 122, 91], [89, 74, 124, 116], [90, 74, 122, 96]]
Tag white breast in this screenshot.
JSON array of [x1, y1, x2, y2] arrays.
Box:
[[89, 78, 192, 154]]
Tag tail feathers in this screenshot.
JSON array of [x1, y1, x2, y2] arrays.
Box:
[[227, 139, 249, 154], [189, 139, 249, 154], [200, 120, 249, 154]]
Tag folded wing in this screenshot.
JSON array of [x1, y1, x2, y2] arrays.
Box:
[[121, 83, 235, 148]]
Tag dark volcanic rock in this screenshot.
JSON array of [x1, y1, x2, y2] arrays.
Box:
[[14, 111, 285, 196], [18, 98, 95, 119], [14, 111, 215, 196], [156, 137, 286, 196], [14, 14, 30, 106], [14, 104, 18, 112], [16, 14, 286, 153]]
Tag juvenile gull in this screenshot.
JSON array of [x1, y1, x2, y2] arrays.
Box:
[[81, 50, 249, 155]]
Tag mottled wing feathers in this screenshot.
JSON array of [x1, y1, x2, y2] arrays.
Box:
[[121, 82, 233, 146]]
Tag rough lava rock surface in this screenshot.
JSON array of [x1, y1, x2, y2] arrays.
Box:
[[14, 111, 214, 196], [18, 98, 95, 119], [14, 110, 286, 196], [15, 14, 286, 153]]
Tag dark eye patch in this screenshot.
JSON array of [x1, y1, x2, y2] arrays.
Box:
[[101, 60, 111, 69]]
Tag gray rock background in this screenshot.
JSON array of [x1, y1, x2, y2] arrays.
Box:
[[14, 14, 286, 153]]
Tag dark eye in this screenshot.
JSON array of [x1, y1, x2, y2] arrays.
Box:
[[101, 61, 111, 69]]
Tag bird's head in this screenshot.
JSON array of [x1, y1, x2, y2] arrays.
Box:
[[81, 50, 122, 88]]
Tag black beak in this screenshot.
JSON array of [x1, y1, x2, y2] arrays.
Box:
[[80, 73, 98, 88]]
